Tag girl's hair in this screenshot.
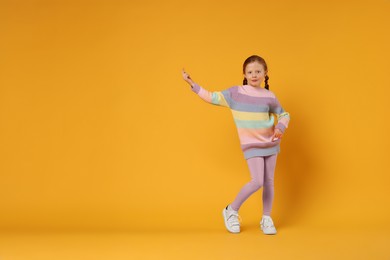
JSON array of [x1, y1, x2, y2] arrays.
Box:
[[242, 55, 269, 90]]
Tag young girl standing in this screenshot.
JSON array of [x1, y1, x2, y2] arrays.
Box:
[[182, 55, 290, 235]]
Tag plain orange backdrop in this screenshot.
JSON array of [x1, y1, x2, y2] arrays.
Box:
[[0, 0, 389, 232]]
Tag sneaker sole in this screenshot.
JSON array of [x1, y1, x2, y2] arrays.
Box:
[[260, 226, 277, 235], [222, 209, 240, 234]]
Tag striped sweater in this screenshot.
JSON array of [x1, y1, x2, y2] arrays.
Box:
[[191, 83, 290, 160]]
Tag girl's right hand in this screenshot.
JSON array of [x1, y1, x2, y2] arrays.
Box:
[[182, 68, 194, 86]]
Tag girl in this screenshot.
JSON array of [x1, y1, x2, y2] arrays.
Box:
[[182, 55, 290, 235]]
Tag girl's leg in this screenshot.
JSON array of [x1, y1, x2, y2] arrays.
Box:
[[262, 154, 278, 216], [230, 156, 264, 211]]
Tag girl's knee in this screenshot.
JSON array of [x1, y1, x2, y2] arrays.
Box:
[[249, 179, 263, 191]]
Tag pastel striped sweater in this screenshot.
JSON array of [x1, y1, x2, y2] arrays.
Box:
[[191, 83, 290, 159]]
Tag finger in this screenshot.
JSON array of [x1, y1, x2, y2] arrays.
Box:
[[273, 133, 281, 140]]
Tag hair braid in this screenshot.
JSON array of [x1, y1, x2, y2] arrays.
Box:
[[264, 75, 269, 90]]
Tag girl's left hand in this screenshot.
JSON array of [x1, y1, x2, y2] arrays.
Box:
[[272, 128, 283, 141]]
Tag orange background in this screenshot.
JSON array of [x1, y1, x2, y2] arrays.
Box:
[[0, 0, 389, 235]]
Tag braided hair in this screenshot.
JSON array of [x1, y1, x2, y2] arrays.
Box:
[[242, 55, 269, 90]]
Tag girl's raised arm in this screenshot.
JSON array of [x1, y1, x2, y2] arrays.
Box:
[[182, 68, 231, 108]]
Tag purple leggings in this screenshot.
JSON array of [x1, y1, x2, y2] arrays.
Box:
[[230, 154, 278, 215]]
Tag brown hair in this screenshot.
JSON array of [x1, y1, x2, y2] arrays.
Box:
[[242, 55, 269, 90]]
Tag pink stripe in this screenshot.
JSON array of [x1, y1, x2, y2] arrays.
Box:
[[237, 127, 275, 144], [198, 88, 213, 103], [279, 117, 289, 127], [237, 85, 275, 98]]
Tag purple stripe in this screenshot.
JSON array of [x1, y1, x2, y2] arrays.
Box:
[[229, 87, 275, 105], [276, 122, 286, 133], [191, 83, 201, 94], [241, 140, 281, 151], [244, 145, 280, 159]]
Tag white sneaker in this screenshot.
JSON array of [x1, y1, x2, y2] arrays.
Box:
[[222, 205, 242, 233], [260, 215, 277, 235]]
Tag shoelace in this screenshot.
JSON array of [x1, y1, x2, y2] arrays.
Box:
[[262, 217, 274, 228], [228, 212, 242, 226]]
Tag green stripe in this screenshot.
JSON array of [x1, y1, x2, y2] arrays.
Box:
[[234, 115, 275, 128], [211, 92, 221, 105]]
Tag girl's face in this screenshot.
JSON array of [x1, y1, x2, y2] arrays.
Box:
[[244, 61, 267, 88]]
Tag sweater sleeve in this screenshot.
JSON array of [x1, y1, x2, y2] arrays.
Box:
[[190, 82, 231, 108], [270, 96, 290, 133]]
